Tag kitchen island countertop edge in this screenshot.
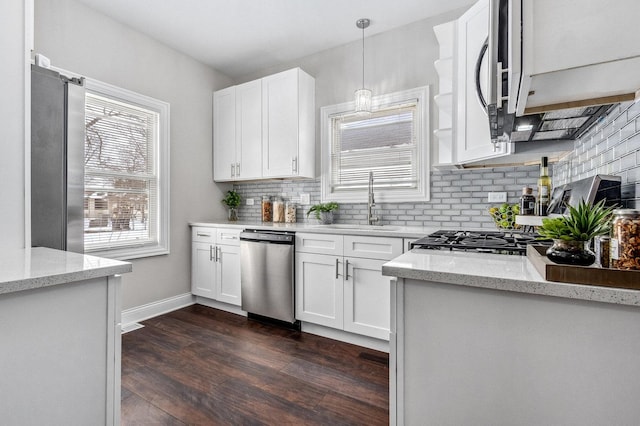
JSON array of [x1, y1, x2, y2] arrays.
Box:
[[0, 247, 132, 295], [382, 249, 640, 307]]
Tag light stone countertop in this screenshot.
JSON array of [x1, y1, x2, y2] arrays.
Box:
[[383, 249, 640, 307], [189, 219, 439, 239], [192, 219, 640, 307], [0, 247, 132, 295]]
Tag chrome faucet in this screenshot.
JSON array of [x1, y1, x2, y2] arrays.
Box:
[[367, 171, 379, 225]]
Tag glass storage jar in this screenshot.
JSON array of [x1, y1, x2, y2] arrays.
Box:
[[261, 196, 272, 222], [285, 202, 297, 223], [611, 209, 640, 270], [272, 197, 285, 223]]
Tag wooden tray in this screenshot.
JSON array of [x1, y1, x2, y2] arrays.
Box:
[[527, 244, 640, 290]]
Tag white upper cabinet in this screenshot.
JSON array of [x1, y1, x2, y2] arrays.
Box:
[[262, 68, 315, 179], [213, 86, 236, 181], [213, 67, 315, 182], [514, 0, 640, 114], [455, 0, 510, 164], [235, 79, 262, 180]]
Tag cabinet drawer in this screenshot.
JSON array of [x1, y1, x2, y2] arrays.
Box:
[[192, 227, 216, 244], [216, 228, 241, 246], [296, 233, 343, 256], [344, 235, 403, 261]]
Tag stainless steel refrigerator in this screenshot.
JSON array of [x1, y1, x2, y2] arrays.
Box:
[[31, 65, 85, 253]]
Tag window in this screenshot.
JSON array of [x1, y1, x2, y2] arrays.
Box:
[[321, 86, 429, 203], [84, 79, 170, 259]]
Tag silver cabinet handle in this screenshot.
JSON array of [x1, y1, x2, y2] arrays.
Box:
[[292, 157, 298, 173], [220, 235, 238, 240], [335, 258, 340, 279], [345, 259, 350, 281], [209, 245, 214, 261], [236, 162, 240, 177], [231, 163, 235, 177], [197, 232, 211, 237]]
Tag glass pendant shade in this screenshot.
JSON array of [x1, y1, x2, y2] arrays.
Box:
[[355, 88, 372, 113]]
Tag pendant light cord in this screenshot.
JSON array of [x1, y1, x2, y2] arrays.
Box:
[[361, 23, 365, 90], [356, 18, 370, 91]]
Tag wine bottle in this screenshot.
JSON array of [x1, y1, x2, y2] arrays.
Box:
[[536, 156, 551, 216]]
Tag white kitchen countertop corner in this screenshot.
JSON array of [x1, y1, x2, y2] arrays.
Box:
[[0, 247, 132, 295], [383, 249, 640, 307]]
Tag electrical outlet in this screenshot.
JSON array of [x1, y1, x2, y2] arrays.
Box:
[[300, 193, 310, 205], [488, 192, 508, 203], [246, 198, 254, 206]]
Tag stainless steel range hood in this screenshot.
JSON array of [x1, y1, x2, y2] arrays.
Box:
[[508, 104, 615, 143]]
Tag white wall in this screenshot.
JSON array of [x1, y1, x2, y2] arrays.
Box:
[[34, 0, 233, 309], [0, 0, 28, 249]]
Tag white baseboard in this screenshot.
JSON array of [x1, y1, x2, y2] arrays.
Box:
[[301, 322, 390, 353], [194, 296, 247, 317], [121, 293, 195, 327]]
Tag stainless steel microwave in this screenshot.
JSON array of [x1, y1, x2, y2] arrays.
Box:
[[484, 0, 639, 145]]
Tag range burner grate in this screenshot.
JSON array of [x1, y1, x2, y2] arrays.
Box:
[[412, 230, 538, 255]]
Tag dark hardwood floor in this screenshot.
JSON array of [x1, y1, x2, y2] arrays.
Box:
[[121, 304, 389, 425]]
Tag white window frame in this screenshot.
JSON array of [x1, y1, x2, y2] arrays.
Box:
[[84, 78, 170, 260], [321, 86, 430, 203]]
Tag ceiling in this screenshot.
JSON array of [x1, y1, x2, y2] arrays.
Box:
[[74, 0, 474, 78]]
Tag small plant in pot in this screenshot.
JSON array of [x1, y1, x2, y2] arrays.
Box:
[[306, 202, 339, 224], [537, 199, 615, 266], [221, 190, 241, 221]]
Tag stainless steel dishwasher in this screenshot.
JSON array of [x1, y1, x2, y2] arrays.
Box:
[[239, 229, 296, 324]]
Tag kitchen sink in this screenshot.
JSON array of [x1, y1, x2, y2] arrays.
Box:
[[311, 224, 403, 232]]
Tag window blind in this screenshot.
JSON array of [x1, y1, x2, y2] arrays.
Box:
[[84, 92, 160, 252], [330, 103, 418, 192]]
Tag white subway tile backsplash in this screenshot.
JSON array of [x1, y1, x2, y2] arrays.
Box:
[[232, 102, 640, 228]]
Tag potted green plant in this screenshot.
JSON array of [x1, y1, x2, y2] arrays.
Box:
[[221, 190, 241, 221], [306, 202, 339, 224], [537, 199, 615, 266]]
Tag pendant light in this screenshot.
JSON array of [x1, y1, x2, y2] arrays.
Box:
[[355, 18, 372, 113]]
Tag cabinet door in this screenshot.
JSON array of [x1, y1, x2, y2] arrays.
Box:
[[456, 0, 510, 164], [262, 68, 299, 178], [191, 242, 216, 298], [295, 252, 343, 329], [213, 86, 237, 181], [216, 244, 241, 306], [236, 80, 262, 180], [343, 257, 390, 340]]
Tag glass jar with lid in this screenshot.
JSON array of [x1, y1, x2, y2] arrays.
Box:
[[611, 209, 640, 270], [261, 196, 272, 222], [285, 201, 297, 223], [272, 197, 285, 223]]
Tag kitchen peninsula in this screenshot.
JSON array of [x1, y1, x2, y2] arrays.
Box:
[[0, 247, 131, 425], [383, 249, 640, 425]]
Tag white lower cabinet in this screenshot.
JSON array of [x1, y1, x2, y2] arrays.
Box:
[[295, 233, 402, 341], [192, 241, 217, 298], [215, 244, 241, 305], [296, 252, 343, 329], [191, 227, 241, 306], [343, 257, 390, 340]]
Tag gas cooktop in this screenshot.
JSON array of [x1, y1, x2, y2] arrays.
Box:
[[411, 230, 538, 255]]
